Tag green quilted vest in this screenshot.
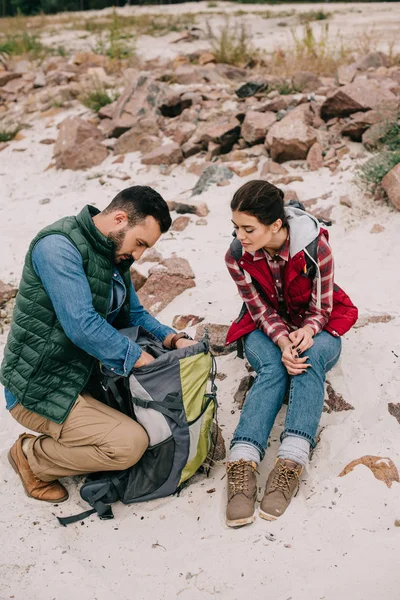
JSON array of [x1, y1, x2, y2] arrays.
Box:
[[0, 205, 131, 424]]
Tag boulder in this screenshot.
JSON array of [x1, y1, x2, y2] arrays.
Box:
[[197, 118, 241, 149], [381, 163, 400, 211], [227, 161, 258, 177], [141, 142, 183, 165], [174, 201, 209, 217], [336, 63, 358, 86], [265, 104, 318, 163], [109, 74, 164, 137], [361, 121, 392, 150], [138, 257, 195, 314], [234, 375, 255, 409], [0, 72, 21, 87], [292, 71, 322, 92], [130, 268, 147, 291], [341, 110, 383, 142], [260, 159, 288, 176], [320, 80, 398, 120], [241, 111, 276, 145], [114, 127, 160, 155], [170, 122, 197, 146], [192, 164, 234, 196], [194, 323, 235, 356], [54, 117, 108, 170], [157, 90, 192, 118], [235, 81, 267, 99], [171, 215, 190, 232], [356, 52, 389, 71], [306, 141, 324, 171]]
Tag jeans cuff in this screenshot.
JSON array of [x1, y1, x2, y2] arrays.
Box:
[[280, 429, 316, 449], [230, 436, 266, 460]]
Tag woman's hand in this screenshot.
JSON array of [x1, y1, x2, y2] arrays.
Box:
[[289, 326, 314, 354], [278, 336, 311, 376]]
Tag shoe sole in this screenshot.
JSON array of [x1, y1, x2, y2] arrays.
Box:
[[8, 450, 69, 504], [226, 515, 255, 528], [259, 509, 278, 521]]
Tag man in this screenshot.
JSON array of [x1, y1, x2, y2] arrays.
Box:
[[1, 186, 195, 503]]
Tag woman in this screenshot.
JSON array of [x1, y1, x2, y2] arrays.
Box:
[[224, 180, 358, 528]]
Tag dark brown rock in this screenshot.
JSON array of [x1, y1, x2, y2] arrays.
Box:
[[341, 110, 384, 142], [138, 257, 195, 314], [234, 375, 255, 409], [388, 403, 400, 426], [324, 380, 354, 413], [172, 314, 204, 330], [54, 117, 108, 170], [204, 422, 226, 467], [174, 201, 209, 217], [0, 72, 21, 86], [195, 323, 235, 355]]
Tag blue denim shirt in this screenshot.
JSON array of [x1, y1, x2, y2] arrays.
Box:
[[4, 234, 174, 410]]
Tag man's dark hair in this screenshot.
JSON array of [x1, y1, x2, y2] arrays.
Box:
[[103, 186, 172, 233], [230, 180, 287, 227]]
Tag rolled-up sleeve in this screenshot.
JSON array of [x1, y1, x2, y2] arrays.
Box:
[[128, 281, 175, 340], [32, 235, 142, 375]]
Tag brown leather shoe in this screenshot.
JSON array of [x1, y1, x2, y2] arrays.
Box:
[[226, 459, 258, 528], [260, 458, 303, 521], [8, 433, 69, 503]]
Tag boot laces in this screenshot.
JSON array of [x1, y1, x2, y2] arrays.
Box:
[[270, 462, 300, 497], [227, 459, 254, 495]]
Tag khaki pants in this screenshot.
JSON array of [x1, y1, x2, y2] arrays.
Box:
[[10, 393, 148, 482]]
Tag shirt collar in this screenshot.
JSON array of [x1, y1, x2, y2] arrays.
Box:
[[252, 233, 290, 262]]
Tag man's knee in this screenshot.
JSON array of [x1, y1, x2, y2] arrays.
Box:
[[112, 421, 149, 469]]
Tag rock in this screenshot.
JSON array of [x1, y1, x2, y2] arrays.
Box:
[[361, 121, 390, 150], [228, 162, 258, 177], [39, 138, 56, 145], [0, 142, 9, 152], [206, 141, 222, 160], [171, 215, 190, 231], [197, 118, 241, 149], [138, 257, 195, 314], [157, 90, 192, 118], [115, 131, 160, 155], [181, 138, 203, 158], [341, 110, 384, 142], [381, 163, 400, 210], [13, 60, 31, 74], [215, 64, 249, 82], [241, 111, 276, 145], [33, 72, 46, 88], [388, 403, 400, 426], [234, 375, 255, 409], [141, 143, 183, 165], [284, 189, 299, 203], [1, 77, 25, 94], [336, 63, 358, 86], [171, 122, 197, 146], [235, 81, 267, 98], [0, 280, 17, 308], [172, 314, 204, 330], [340, 195, 352, 208], [260, 160, 288, 176], [265, 104, 318, 163], [0, 72, 21, 86], [137, 248, 162, 264], [324, 380, 354, 413], [39, 198, 50, 205], [194, 323, 235, 356], [174, 201, 209, 217], [72, 51, 106, 66], [109, 74, 163, 137], [192, 164, 234, 196], [196, 218, 207, 226], [54, 117, 108, 170], [204, 422, 226, 465], [130, 268, 147, 291], [198, 52, 216, 66], [307, 142, 324, 171], [354, 312, 394, 328], [356, 52, 389, 71], [98, 102, 117, 120], [339, 456, 399, 488], [370, 224, 385, 234], [320, 80, 398, 120], [273, 175, 304, 185], [292, 71, 322, 93]]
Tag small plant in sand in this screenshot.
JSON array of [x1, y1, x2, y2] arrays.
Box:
[[0, 32, 44, 58], [298, 10, 331, 25], [207, 1, 218, 7], [80, 82, 119, 113], [206, 18, 258, 67], [356, 118, 400, 194], [93, 10, 135, 61], [0, 125, 20, 143]]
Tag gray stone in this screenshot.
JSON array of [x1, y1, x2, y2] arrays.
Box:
[[192, 164, 233, 196]]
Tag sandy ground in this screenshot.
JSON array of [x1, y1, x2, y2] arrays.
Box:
[[1, 3, 400, 600]]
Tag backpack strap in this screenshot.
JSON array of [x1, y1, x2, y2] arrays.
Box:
[[57, 478, 119, 526]]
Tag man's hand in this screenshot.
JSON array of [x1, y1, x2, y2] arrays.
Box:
[[278, 336, 311, 376], [175, 338, 197, 349], [133, 350, 155, 369], [289, 326, 314, 354]]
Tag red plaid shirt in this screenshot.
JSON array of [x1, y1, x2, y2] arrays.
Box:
[[226, 233, 334, 344]]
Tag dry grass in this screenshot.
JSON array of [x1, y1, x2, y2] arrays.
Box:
[[206, 18, 259, 67]]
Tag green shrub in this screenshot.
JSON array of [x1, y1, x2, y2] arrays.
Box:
[[206, 18, 257, 66], [298, 10, 331, 24], [0, 126, 20, 142], [80, 85, 118, 113], [0, 32, 44, 57], [356, 151, 400, 191]]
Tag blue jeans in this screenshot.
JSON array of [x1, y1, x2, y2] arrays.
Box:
[[231, 330, 342, 459]]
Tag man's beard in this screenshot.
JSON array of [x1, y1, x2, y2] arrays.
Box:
[[107, 228, 134, 269]]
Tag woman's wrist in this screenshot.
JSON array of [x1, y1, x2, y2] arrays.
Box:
[[277, 336, 291, 351]]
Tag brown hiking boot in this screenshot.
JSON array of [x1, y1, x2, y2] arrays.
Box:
[[226, 459, 257, 528], [259, 458, 303, 521], [8, 433, 68, 503]]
